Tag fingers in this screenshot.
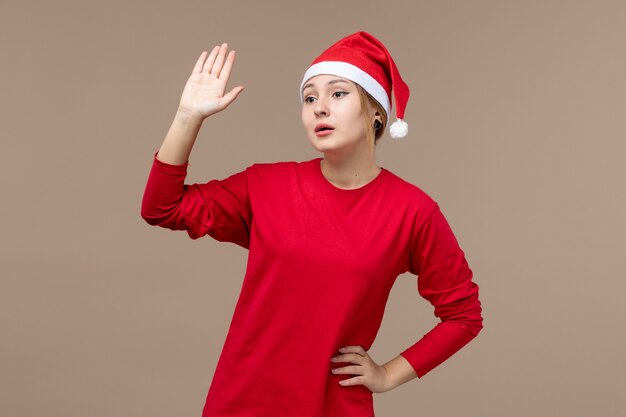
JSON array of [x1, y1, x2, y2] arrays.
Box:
[[193, 51, 207, 73], [218, 50, 236, 82], [332, 352, 366, 364], [202, 44, 222, 74], [210, 43, 229, 77], [194, 46, 218, 74], [331, 364, 361, 374], [336, 346, 367, 357], [196, 43, 235, 80]]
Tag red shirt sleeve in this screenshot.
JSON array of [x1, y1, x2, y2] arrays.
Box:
[[140, 150, 252, 249], [399, 204, 483, 378]]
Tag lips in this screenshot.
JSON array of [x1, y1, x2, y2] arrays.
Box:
[[315, 124, 335, 132]]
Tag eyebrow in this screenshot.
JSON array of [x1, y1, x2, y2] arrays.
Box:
[[302, 79, 351, 93]]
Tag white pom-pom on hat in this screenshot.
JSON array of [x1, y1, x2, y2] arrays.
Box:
[[299, 31, 411, 140], [389, 118, 408, 139]]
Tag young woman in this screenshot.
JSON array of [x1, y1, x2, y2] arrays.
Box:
[[141, 31, 483, 417]]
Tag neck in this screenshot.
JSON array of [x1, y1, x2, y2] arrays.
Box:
[[320, 146, 381, 190]]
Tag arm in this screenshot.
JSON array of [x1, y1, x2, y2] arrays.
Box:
[[382, 354, 418, 390], [338, 205, 483, 393], [140, 43, 251, 247], [156, 106, 204, 165], [140, 151, 252, 248], [397, 204, 484, 380]]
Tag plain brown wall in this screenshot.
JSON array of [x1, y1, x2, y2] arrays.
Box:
[[2, 1, 625, 416]]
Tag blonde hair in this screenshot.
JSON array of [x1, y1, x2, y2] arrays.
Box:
[[354, 82, 388, 148]]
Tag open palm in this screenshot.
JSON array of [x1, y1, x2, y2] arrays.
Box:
[[178, 43, 244, 120]]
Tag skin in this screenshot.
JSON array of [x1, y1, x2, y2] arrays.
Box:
[[331, 345, 418, 394], [155, 43, 418, 392], [301, 74, 383, 190]]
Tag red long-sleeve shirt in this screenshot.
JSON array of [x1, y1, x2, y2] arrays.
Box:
[[141, 151, 483, 417]]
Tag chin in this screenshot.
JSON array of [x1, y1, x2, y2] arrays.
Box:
[[309, 143, 352, 157], [307, 136, 337, 152], [309, 135, 360, 154], [308, 142, 330, 154]]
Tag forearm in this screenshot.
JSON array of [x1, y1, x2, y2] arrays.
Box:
[[156, 107, 204, 165], [383, 354, 418, 390], [399, 307, 483, 380]]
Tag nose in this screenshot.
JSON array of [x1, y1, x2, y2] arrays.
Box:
[[314, 97, 329, 117]]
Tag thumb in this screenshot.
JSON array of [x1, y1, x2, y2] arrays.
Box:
[[223, 86, 244, 105]]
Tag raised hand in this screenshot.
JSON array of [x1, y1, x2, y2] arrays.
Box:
[[178, 43, 244, 121]]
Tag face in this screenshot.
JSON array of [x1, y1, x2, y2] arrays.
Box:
[[301, 74, 375, 156]]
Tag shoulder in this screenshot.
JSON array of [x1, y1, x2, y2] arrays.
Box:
[[248, 159, 300, 171], [241, 158, 318, 188], [246, 158, 316, 175], [382, 168, 439, 214]]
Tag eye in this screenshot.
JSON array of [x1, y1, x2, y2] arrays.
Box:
[[303, 91, 348, 104]]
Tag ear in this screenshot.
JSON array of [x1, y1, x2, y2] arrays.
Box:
[[367, 105, 381, 118]]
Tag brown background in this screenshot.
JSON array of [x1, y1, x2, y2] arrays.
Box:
[[2, 1, 625, 416]]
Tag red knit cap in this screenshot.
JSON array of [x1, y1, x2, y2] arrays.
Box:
[[300, 31, 410, 139]]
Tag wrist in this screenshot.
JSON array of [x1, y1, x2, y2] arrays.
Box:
[[175, 106, 205, 126], [382, 354, 419, 390], [382, 364, 400, 391]]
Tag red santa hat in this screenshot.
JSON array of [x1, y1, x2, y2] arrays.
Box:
[[299, 31, 410, 139]]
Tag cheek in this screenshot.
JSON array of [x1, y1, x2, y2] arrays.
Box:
[[345, 109, 366, 132], [301, 109, 309, 127], [343, 100, 366, 124]]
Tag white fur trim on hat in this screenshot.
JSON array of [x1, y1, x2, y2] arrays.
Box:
[[299, 61, 390, 117]]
